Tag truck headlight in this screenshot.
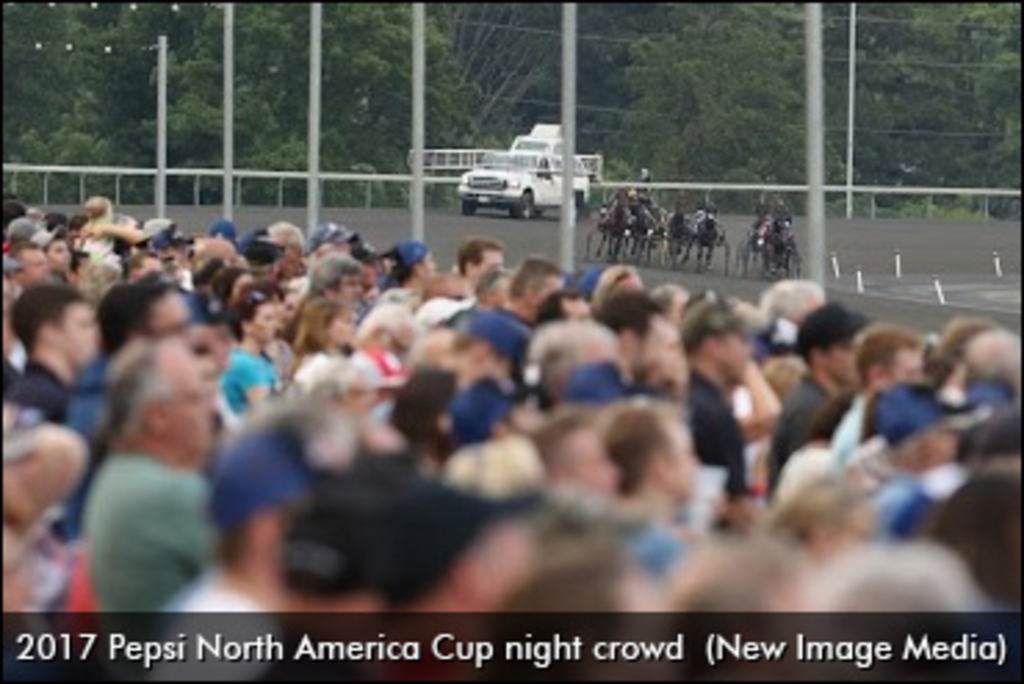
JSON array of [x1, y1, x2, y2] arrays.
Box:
[[507, 180, 520, 190]]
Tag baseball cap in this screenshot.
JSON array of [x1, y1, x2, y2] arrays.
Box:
[[141, 218, 175, 242], [152, 226, 194, 253], [208, 218, 238, 244], [575, 265, 606, 300], [415, 297, 473, 329], [461, 310, 530, 368], [875, 383, 993, 448], [392, 240, 430, 268], [283, 459, 423, 597], [240, 228, 285, 266], [307, 222, 355, 255], [380, 479, 540, 606], [797, 302, 868, 360], [681, 300, 752, 353], [448, 378, 517, 447], [184, 291, 231, 327], [211, 431, 316, 531], [7, 217, 40, 243]]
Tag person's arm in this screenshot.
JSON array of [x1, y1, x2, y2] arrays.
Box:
[[736, 360, 782, 442], [86, 222, 146, 245]]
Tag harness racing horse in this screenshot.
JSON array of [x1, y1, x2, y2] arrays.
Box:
[[593, 192, 631, 263], [762, 215, 801, 278], [689, 209, 730, 274], [737, 217, 772, 277]]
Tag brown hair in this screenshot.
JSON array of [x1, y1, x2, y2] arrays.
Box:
[[12, 283, 88, 353], [601, 402, 677, 496], [855, 323, 922, 386], [228, 280, 283, 340], [456, 237, 503, 276], [531, 407, 599, 471], [389, 369, 459, 469], [508, 257, 562, 300], [925, 316, 999, 387], [291, 297, 353, 374]]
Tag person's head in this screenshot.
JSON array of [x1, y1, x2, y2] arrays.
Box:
[[77, 260, 122, 308], [303, 358, 381, 419], [422, 272, 471, 304], [526, 320, 619, 407], [602, 402, 697, 511], [385, 240, 436, 290], [308, 253, 364, 306], [759, 280, 826, 326], [797, 302, 868, 394], [210, 266, 253, 305], [124, 252, 164, 283], [34, 230, 73, 277], [12, 283, 98, 377], [230, 280, 284, 348], [448, 378, 519, 448], [3, 198, 27, 232], [355, 303, 418, 357], [924, 316, 999, 390], [854, 323, 925, 393], [964, 328, 1021, 399], [535, 289, 591, 326], [379, 480, 535, 611], [767, 480, 875, 562], [96, 275, 191, 356], [457, 237, 505, 290], [407, 327, 461, 374], [507, 257, 564, 324], [681, 301, 752, 390], [457, 310, 531, 382], [292, 297, 356, 364], [83, 196, 113, 222], [924, 462, 1021, 609], [532, 407, 619, 499], [592, 265, 644, 312], [650, 283, 690, 329], [444, 435, 545, 500], [475, 266, 512, 310], [599, 291, 685, 393], [266, 221, 307, 280], [762, 355, 807, 403], [389, 368, 459, 471], [10, 242, 50, 289], [800, 542, 983, 611], [104, 338, 215, 469]]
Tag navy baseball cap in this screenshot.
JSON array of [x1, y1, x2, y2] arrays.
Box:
[[211, 431, 316, 531], [307, 222, 355, 255], [393, 240, 430, 268], [461, 310, 530, 368], [380, 479, 541, 606], [448, 379, 517, 447], [574, 265, 606, 300], [208, 218, 237, 244], [561, 361, 632, 405], [239, 228, 284, 266], [876, 383, 991, 448], [151, 224, 193, 252]]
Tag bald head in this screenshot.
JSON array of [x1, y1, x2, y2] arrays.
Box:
[[965, 328, 1021, 394]]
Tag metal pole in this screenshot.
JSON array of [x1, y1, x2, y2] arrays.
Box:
[[223, 3, 235, 220], [307, 3, 323, 236], [805, 4, 826, 286], [845, 3, 856, 219], [560, 2, 578, 273], [411, 3, 426, 241], [156, 35, 168, 218]]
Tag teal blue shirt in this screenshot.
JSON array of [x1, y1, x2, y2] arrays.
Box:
[[221, 348, 280, 414]]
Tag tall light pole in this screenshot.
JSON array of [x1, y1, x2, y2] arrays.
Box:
[[846, 2, 857, 219], [223, 3, 234, 221], [806, 3, 826, 285], [307, 3, 322, 235], [560, 3, 577, 274], [156, 35, 168, 218], [411, 3, 426, 242]]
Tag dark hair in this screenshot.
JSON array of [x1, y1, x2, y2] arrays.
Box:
[[210, 266, 250, 304], [9, 240, 44, 261], [96, 275, 182, 356], [389, 369, 459, 469], [3, 199, 26, 230], [193, 257, 226, 292], [12, 283, 88, 353], [509, 257, 562, 301], [596, 290, 662, 340], [456, 237, 504, 276], [806, 391, 857, 443], [535, 289, 586, 327], [123, 251, 157, 280], [924, 467, 1021, 608], [68, 214, 90, 233], [228, 280, 283, 340], [603, 403, 677, 496]]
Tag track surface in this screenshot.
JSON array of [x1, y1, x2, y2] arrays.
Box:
[[51, 204, 1021, 333]]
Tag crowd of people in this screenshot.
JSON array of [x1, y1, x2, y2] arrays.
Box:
[[2, 194, 1021, 679]]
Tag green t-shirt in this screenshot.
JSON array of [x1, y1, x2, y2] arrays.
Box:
[[84, 454, 213, 636]]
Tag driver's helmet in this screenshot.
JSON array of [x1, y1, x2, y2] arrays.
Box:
[[627, 188, 639, 200], [640, 168, 652, 183]]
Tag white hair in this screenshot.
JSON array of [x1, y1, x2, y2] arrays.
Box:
[[267, 221, 306, 253], [528, 320, 619, 401], [759, 280, 826, 323], [801, 542, 984, 612], [355, 303, 419, 346], [965, 328, 1021, 392]]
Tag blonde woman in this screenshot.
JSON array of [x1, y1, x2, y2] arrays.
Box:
[[290, 297, 356, 388]]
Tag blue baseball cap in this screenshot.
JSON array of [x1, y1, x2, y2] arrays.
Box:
[[448, 379, 517, 447], [393, 240, 430, 268], [208, 218, 237, 243], [461, 310, 530, 368], [211, 431, 316, 531], [575, 265, 606, 300], [151, 225, 193, 252], [561, 361, 632, 405], [875, 383, 990, 448], [965, 381, 1016, 410], [307, 222, 356, 255]]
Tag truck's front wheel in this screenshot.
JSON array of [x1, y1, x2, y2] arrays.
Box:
[[510, 190, 535, 220], [461, 199, 477, 216]]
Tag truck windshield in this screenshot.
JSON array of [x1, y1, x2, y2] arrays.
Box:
[[478, 153, 540, 170], [511, 140, 549, 153]]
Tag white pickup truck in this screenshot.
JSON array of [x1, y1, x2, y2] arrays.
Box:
[[457, 150, 590, 219]]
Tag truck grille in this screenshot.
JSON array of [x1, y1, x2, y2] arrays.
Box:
[[468, 177, 506, 190]]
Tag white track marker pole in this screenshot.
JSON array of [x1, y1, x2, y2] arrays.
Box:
[[856, 267, 863, 293], [994, 251, 1003, 278], [933, 275, 946, 306], [895, 249, 901, 279], [831, 251, 841, 279]]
